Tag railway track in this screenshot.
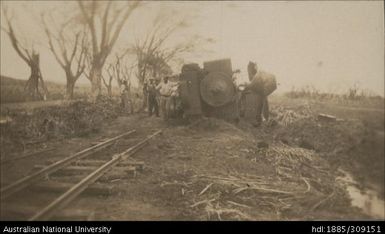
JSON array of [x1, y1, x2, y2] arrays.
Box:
[[0, 129, 162, 221]]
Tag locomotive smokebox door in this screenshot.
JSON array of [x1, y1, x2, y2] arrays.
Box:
[[179, 63, 203, 116], [200, 72, 235, 107], [202, 59, 240, 121]]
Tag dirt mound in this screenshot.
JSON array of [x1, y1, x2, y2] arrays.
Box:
[[144, 116, 363, 220], [272, 109, 384, 198], [141, 101, 381, 220], [183, 142, 358, 220], [182, 117, 249, 137]]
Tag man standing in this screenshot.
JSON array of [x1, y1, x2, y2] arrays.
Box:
[[246, 61, 277, 127], [147, 78, 159, 117], [156, 76, 173, 120], [141, 81, 148, 112], [169, 80, 181, 118], [120, 80, 133, 114]]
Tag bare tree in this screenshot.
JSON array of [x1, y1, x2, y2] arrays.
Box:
[[102, 52, 135, 97], [111, 53, 135, 84], [77, 0, 140, 98], [131, 14, 207, 110], [1, 6, 48, 101], [42, 13, 87, 99], [132, 27, 175, 85]]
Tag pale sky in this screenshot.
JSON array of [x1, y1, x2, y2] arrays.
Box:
[[1, 1, 384, 95]]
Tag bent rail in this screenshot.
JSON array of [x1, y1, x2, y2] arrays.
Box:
[[29, 130, 162, 221]]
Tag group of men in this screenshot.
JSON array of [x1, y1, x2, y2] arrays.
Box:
[[146, 76, 179, 120]]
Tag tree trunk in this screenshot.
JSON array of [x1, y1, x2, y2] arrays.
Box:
[[107, 85, 112, 97], [107, 77, 113, 97], [90, 65, 102, 99], [24, 54, 48, 101], [25, 64, 43, 101], [66, 78, 76, 100]]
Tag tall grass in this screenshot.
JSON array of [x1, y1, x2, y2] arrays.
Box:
[[285, 85, 384, 108]]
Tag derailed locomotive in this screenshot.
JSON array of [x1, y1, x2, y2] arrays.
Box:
[[172, 58, 277, 122], [177, 59, 240, 121]]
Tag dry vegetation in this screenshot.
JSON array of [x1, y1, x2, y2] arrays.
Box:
[[0, 0, 382, 221], [92, 104, 382, 220], [2, 92, 383, 220], [285, 86, 384, 108], [0, 97, 120, 154]]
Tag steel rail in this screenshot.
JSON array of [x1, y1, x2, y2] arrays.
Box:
[[0, 130, 136, 200], [0, 148, 55, 164], [29, 130, 162, 221]]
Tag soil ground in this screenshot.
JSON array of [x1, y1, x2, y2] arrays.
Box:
[[0, 95, 383, 220]]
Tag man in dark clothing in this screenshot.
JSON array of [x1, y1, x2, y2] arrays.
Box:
[[120, 80, 133, 114], [147, 78, 159, 117]]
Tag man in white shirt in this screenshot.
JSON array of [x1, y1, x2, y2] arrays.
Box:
[[156, 76, 174, 120]]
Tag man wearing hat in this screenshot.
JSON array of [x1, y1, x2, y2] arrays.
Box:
[[147, 78, 159, 117], [156, 76, 174, 120]]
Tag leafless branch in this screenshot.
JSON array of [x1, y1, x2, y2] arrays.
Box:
[[2, 6, 32, 65], [42, 10, 88, 83]]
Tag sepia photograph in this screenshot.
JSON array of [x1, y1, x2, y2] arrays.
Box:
[[0, 0, 384, 223]]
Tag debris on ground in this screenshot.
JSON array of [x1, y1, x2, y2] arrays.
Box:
[[272, 105, 313, 126], [317, 113, 337, 122], [257, 141, 269, 149], [146, 117, 367, 220], [1, 97, 383, 220], [0, 96, 120, 154]]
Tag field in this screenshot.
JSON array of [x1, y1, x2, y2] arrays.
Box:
[[0, 75, 92, 103], [0, 93, 384, 220]]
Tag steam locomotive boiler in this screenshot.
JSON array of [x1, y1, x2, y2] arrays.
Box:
[[178, 58, 240, 121]]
